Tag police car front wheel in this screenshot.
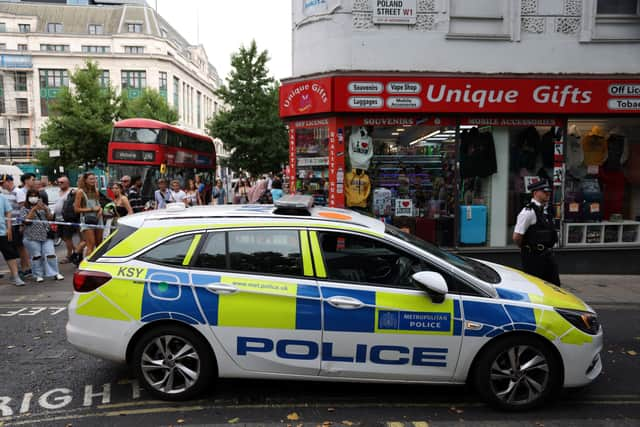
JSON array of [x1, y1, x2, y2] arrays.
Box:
[[474, 335, 561, 411], [132, 325, 215, 400]]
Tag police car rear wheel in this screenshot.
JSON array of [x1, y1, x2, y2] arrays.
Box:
[[133, 325, 214, 401], [474, 335, 560, 411]]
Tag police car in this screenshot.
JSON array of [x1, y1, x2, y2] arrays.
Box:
[[66, 196, 602, 410]]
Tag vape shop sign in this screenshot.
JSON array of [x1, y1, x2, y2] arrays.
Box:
[[373, 0, 417, 24]]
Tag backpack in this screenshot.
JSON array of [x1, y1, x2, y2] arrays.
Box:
[[62, 189, 80, 223]]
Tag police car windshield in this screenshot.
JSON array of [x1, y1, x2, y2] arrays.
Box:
[[385, 224, 500, 284]]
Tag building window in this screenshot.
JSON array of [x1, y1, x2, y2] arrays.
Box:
[[82, 45, 110, 54], [40, 44, 69, 52], [17, 129, 30, 146], [597, 0, 639, 14], [18, 24, 30, 33], [0, 76, 4, 114], [126, 23, 142, 33], [0, 129, 6, 146], [124, 46, 144, 54], [68, 0, 90, 4], [46, 23, 64, 33], [16, 98, 28, 114], [121, 70, 146, 89], [100, 70, 110, 88], [88, 24, 103, 34], [0, 23, 5, 33], [173, 76, 179, 109], [17, 44, 28, 51], [15, 72, 27, 91], [0, 44, 5, 50], [159, 72, 167, 90], [197, 91, 201, 129], [39, 69, 69, 116]]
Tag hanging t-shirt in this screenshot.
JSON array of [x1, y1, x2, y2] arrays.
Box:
[[372, 188, 392, 216], [345, 170, 371, 208], [566, 133, 585, 177], [582, 134, 608, 166], [603, 133, 629, 171], [624, 143, 640, 185], [348, 128, 374, 170], [599, 169, 626, 220]]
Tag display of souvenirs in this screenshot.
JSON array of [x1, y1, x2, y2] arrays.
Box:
[[345, 169, 371, 208], [348, 126, 374, 170], [372, 188, 393, 216], [581, 126, 608, 166]]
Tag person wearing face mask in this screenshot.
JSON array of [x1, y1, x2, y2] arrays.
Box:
[[21, 189, 64, 283]]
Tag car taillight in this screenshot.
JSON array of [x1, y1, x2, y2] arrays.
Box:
[[73, 270, 112, 293]]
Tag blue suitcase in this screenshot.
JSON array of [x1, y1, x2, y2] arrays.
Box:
[[460, 205, 487, 244]]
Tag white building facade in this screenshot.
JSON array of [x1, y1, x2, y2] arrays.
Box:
[[281, 0, 640, 272], [0, 1, 229, 165]]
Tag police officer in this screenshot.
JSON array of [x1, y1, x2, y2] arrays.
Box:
[[512, 180, 561, 286]]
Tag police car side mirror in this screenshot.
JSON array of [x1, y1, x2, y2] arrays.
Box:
[[412, 272, 448, 304]]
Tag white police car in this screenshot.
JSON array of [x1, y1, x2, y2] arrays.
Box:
[[66, 196, 602, 410]]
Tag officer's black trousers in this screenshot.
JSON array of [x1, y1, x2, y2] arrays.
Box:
[[521, 249, 561, 287]]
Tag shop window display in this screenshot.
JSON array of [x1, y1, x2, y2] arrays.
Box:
[[343, 121, 457, 247], [563, 118, 640, 246], [295, 126, 329, 205]]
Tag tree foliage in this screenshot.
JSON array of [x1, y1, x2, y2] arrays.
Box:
[[206, 40, 287, 176], [39, 60, 118, 168], [119, 88, 179, 124]]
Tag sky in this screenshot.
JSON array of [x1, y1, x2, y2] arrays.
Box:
[[155, 0, 293, 82]]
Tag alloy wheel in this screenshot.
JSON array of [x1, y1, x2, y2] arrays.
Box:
[[488, 344, 550, 406]]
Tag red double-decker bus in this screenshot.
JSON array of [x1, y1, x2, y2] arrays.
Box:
[[108, 118, 216, 199]]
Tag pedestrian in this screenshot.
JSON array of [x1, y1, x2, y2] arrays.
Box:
[[127, 175, 145, 213], [248, 179, 267, 204], [0, 191, 25, 286], [233, 178, 250, 204], [185, 179, 199, 206], [74, 172, 103, 258], [53, 176, 78, 264], [169, 179, 187, 204], [154, 179, 173, 209], [120, 175, 132, 192], [110, 183, 133, 218], [512, 179, 561, 286], [211, 179, 227, 205], [21, 189, 64, 282], [1, 174, 27, 277], [270, 178, 284, 202], [17, 173, 49, 277]]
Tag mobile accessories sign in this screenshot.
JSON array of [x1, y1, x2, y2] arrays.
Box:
[[373, 0, 417, 24]]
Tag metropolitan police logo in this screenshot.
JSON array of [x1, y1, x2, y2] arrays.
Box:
[[378, 311, 399, 330]]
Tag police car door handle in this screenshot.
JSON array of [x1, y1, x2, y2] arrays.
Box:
[[206, 283, 239, 295], [326, 296, 364, 309]]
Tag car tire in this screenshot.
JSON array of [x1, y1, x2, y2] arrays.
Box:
[[132, 324, 215, 401], [474, 334, 561, 411]]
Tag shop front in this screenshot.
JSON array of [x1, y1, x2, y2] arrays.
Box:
[[279, 74, 640, 273]]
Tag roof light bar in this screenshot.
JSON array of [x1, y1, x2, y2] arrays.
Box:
[[274, 195, 314, 209]]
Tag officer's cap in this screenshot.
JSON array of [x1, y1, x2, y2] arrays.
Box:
[[529, 180, 552, 193]]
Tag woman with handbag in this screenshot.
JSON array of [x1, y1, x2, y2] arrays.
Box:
[[21, 189, 64, 282], [74, 172, 103, 257]]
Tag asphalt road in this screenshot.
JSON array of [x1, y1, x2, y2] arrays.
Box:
[[0, 266, 639, 426]]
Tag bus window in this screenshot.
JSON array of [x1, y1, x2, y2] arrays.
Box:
[[112, 127, 161, 144]]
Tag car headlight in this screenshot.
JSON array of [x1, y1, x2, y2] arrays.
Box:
[[555, 308, 600, 335]]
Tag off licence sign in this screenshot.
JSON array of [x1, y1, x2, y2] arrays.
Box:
[[373, 0, 416, 24]]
